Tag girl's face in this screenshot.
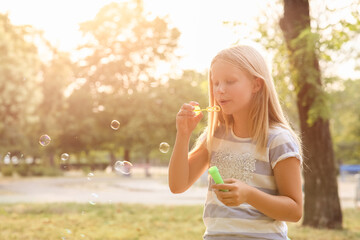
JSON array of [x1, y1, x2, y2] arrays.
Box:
[[211, 59, 257, 116]]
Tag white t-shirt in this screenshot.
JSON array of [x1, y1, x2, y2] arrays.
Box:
[[203, 125, 302, 240]]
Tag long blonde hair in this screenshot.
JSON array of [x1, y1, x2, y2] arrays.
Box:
[[191, 45, 302, 159]]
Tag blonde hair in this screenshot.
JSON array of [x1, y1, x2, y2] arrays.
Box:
[[191, 45, 302, 160]]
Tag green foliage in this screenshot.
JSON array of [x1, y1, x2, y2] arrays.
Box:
[[0, 14, 42, 154], [0, 165, 14, 177], [331, 79, 360, 164], [15, 164, 30, 177], [227, 1, 360, 163], [28, 165, 63, 177], [0, 1, 209, 167]]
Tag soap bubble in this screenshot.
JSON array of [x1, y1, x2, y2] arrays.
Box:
[[39, 134, 51, 146], [114, 161, 133, 175], [60, 153, 69, 161], [87, 172, 94, 181], [89, 192, 99, 205], [159, 142, 170, 153], [110, 120, 120, 130]]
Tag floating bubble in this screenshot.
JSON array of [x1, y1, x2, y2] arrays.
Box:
[[110, 120, 120, 130], [114, 160, 133, 175], [159, 142, 170, 153], [39, 134, 51, 146], [91, 193, 99, 198], [61, 228, 72, 240], [61, 153, 69, 161], [80, 233, 86, 238], [89, 201, 96, 205], [87, 172, 94, 181]]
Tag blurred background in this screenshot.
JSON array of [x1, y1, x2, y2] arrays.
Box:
[[0, 0, 360, 239]]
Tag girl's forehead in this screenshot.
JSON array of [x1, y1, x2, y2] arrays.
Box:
[[210, 60, 247, 78]]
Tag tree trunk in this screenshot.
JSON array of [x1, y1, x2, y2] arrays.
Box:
[[145, 154, 151, 178], [124, 148, 130, 162], [48, 152, 55, 167], [109, 151, 116, 170], [280, 0, 342, 229]]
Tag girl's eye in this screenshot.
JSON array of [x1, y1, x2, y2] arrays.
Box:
[[227, 80, 236, 84]]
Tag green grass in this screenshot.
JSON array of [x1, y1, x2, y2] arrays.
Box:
[[0, 203, 359, 240]]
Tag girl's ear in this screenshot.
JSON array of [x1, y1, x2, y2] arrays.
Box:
[[252, 77, 263, 93]]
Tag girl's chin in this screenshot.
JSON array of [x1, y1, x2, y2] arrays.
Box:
[[219, 107, 233, 115]]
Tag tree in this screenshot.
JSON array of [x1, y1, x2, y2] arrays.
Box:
[[37, 50, 74, 166], [0, 14, 41, 159], [279, 0, 342, 228], [331, 79, 360, 165], [77, 0, 180, 163]]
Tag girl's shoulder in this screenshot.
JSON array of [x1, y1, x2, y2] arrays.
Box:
[[268, 124, 295, 144]]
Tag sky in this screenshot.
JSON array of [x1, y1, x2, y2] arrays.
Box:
[[1, 0, 359, 79], [0, 0, 265, 73]]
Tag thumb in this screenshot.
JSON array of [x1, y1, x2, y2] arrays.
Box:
[[194, 111, 203, 121]]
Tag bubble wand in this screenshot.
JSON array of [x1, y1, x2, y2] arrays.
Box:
[[193, 105, 221, 115]]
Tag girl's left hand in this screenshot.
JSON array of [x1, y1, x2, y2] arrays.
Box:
[[211, 178, 251, 206]]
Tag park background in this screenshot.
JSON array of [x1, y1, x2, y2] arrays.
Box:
[[0, 0, 360, 239]]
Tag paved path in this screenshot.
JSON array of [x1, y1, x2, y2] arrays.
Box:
[[0, 172, 358, 208], [0, 174, 208, 206]]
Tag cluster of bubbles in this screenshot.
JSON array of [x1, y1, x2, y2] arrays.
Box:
[[35, 105, 220, 239], [34, 117, 179, 240]]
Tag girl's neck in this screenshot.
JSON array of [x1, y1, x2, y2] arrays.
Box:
[[232, 113, 250, 138]]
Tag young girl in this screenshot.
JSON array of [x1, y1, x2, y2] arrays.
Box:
[[168, 45, 303, 240]]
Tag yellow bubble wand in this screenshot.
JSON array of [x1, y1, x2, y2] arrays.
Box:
[[193, 105, 221, 116]]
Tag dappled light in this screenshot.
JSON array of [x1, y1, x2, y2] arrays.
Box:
[[1, 0, 360, 239]]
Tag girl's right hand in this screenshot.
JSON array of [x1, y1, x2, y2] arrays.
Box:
[[176, 101, 203, 137]]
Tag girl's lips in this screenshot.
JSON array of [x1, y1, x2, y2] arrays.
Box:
[[219, 100, 231, 105]]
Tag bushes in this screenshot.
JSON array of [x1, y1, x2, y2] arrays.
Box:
[[29, 165, 63, 177], [0, 164, 63, 177], [1, 165, 14, 177]]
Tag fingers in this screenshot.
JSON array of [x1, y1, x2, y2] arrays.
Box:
[[211, 183, 233, 191], [177, 103, 195, 117], [189, 101, 199, 107]]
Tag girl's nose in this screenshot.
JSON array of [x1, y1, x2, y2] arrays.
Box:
[[216, 83, 226, 94]]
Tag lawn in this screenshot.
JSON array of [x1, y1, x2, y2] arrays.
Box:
[[0, 203, 359, 240]]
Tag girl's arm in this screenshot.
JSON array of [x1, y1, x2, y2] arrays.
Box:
[[212, 157, 302, 222], [168, 136, 209, 193], [168, 101, 209, 194]]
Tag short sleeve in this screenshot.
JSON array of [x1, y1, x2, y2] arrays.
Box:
[[269, 130, 302, 169]]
